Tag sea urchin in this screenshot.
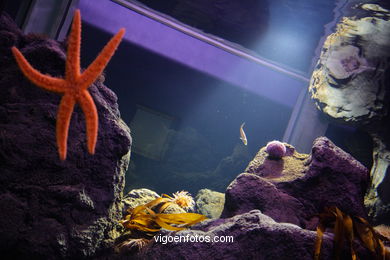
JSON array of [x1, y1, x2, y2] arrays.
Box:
[[266, 140, 286, 159]]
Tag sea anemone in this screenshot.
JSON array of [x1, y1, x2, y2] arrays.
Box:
[[116, 238, 150, 254], [374, 225, 390, 244], [266, 140, 286, 159], [167, 191, 195, 211]]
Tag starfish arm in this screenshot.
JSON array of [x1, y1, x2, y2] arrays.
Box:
[[65, 9, 81, 82], [78, 90, 98, 155], [11, 47, 66, 93], [79, 28, 125, 89], [56, 94, 76, 160]]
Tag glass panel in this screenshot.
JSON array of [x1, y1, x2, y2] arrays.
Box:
[[77, 0, 374, 196], [124, 0, 337, 74], [81, 21, 293, 195], [130, 105, 175, 161]]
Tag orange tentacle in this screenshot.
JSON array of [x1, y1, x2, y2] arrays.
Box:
[[56, 94, 76, 160], [78, 90, 98, 155], [65, 9, 81, 82], [11, 47, 66, 93]]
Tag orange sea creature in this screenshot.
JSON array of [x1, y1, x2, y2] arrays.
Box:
[[11, 10, 125, 160], [163, 190, 195, 211]]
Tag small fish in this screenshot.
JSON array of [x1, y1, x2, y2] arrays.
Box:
[[239, 122, 247, 145]]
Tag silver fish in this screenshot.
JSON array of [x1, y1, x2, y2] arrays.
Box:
[[239, 122, 247, 145]]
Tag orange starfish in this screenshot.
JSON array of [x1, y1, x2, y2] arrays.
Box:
[[11, 10, 125, 160]]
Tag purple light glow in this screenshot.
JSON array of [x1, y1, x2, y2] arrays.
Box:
[[79, 0, 307, 107]]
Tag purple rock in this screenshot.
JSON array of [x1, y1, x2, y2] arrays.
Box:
[[125, 137, 371, 259], [222, 136, 369, 229], [140, 210, 371, 260], [0, 13, 131, 258], [221, 173, 307, 226]]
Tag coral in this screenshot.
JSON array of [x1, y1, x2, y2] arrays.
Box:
[[265, 140, 286, 159], [11, 10, 125, 160]]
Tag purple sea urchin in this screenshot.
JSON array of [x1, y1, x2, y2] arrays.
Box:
[[266, 140, 286, 159]]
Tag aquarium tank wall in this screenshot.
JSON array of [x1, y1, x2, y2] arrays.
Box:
[[0, 0, 389, 259], [77, 0, 320, 195], [76, 0, 375, 195]]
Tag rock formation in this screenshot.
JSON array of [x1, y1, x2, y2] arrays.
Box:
[[140, 210, 336, 260], [222, 138, 369, 228], [0, 12, 131, 259], [309, 3, 390, 224], [195, 189, 225, 219], [131, 137, 374, 259]]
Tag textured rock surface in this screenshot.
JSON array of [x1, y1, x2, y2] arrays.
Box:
[[195, 189, 225, 218], [365, 135, 390, 225], [308, 3, 390, 225], [122, 188, 159, 211], [222, 137, 369, 228], [114, 138, 373, 259], [139, 210, 370, 260], [309, 4, 390, 123], [0, 13, 131, 259]]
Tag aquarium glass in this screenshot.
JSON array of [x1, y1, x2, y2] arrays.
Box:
[[76, 0, 374, 195]]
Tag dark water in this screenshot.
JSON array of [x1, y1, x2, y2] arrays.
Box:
[[82, 23, 291, 195], [134, 0, 337, 74], [79, 0, 384, 196]]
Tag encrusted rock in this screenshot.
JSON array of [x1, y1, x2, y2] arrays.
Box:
[[222, 137, 369, 228], [122, 188, 160, 211], [0, 13, 131, 259], [245, 142, 307, 182], [309, 4, 390, 123], [365, 135, 390, 225], [195, 189, 225, 218], [119, 138, 373, 259], [308, 3, 390, 225], [140, 210, 344, 260]]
